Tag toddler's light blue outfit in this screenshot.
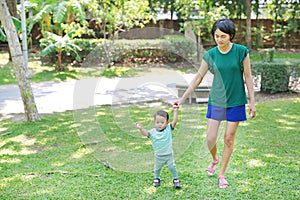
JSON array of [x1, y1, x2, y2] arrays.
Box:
[[148, 124, 178, 179]]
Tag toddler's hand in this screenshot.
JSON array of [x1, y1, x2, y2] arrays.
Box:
[[136, 122, 142, 129]]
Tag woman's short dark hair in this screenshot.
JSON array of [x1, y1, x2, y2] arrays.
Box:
[[154, 110, 169, 121], [211, 19, 236, 42]]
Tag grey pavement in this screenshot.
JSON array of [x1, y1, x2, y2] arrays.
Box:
[[0, 69, 213, 120]]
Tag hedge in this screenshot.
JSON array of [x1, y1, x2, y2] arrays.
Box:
[[252, 60, 300, 93], [73, 35, 197, 67]]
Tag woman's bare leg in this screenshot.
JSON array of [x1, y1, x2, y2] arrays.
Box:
[[206, 119, 221, 162], [219, 121, 239, 176]]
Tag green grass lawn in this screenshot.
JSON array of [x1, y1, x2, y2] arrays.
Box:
[[0, 98, 299, 199], [0, 52, 138, 85]]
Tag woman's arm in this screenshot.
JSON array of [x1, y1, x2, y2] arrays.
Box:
[[178, 60, 209, 105], [243, 54, 256, 118]]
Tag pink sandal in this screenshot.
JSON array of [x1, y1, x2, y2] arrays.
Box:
[[206, 158, 219, 176], [218, 175, 229, 188]]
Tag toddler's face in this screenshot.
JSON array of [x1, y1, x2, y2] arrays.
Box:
[[154, 115, 168, 131]]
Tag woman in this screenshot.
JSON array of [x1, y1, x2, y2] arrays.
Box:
[[176, 18, 256, 188]]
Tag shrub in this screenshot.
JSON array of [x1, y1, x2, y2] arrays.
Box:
[[73, 35, 196, 67], [73, 38, 104, 57], [252, 59, 300, 93]]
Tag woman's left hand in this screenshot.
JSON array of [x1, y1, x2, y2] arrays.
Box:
[[249, 103, 256, 119]]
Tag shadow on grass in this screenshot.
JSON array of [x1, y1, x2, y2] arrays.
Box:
[[31, 69, 79, 82]]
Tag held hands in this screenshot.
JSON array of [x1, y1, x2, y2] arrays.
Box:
[[172, 102, 179, 111]]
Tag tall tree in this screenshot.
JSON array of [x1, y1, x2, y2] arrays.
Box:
[[246, 0, 252, 49], [5, 0, 17, 61], [0, 0, 40, 121]]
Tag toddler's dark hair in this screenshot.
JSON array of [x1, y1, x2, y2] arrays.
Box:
[[211, 18, 236, 42], [154, 110, 169, 121]]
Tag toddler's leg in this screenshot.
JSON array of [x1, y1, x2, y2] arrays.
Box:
[[168, 164, 178, 179], [154, 155, 165, 179], [168, 162, 181, 189], [167, 154, 178, 179]]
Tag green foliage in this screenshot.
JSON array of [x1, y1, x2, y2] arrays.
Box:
[[0, 17, 22, 42], [0, 62, 16, 85], [73, 38, 103, 56], [258, 49, 275, 62], [180, 5, 230, 40], [101, 66, 136, 78], [0, 28, 6, 42], [86, 35, 197, 65], [39, 31, 82, 70], [266, 0, 299, 48], [27, 0, 88, 35], [86, 0, 155, 39], [251, 25, 266, 49], [69, 36, 196, 67], [252, 59, 300, 93], [163, 35, 196, 59]]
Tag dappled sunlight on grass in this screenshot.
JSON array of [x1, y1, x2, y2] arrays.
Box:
[[239, 147, 257, 154], [247, 159, 266, 168], [263, 153, 280, 159], [276, 118, 296, 125], [277, 126, 296, 130], [282, 114, 299, 120], [236, 179, 252, 193], [28, 189, 52, 197], [71, 147, 91, 159], [143, 186, 157, 194], [0, 134, 38, 155], [101, 66, 136, 78], [0, 147, 37, 155], [51, 162, 64, 167], [22, 173, 38, 180], [239, 121, 251, 127], [0, 175, 19, 187], [272, 108, 282, 112], [10, 134, 36, 146], [0, 157, 21, 164]]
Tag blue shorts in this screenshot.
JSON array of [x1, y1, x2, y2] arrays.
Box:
[[206, 104, 247, 122]]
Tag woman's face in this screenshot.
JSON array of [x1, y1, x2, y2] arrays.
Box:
[[154, 115, 168, 131], [214, 28, 231, 48]]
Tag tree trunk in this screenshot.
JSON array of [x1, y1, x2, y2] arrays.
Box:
[[6, 0, 17, 61], [57, 51, 63, 71], [6, 0, 17, 16], [0, 0, 40, 121], [246, 0, 252, 49]]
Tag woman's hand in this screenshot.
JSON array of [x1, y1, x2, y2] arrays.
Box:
[[248, 103, 256, 119], [172, 102, 179, 110]]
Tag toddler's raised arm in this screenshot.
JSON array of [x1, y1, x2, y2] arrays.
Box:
[[136, 122, 149, 137]]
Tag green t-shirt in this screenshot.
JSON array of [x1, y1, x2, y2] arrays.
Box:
[[203, 43, 249, 108], [148, 124, 173, 156]]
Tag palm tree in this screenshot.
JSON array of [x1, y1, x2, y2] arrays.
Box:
[[27, 0, 87, 37], [39, 31, 82, 71]]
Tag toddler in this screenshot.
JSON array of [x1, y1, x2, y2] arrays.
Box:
[[136, 104, 181, 189]]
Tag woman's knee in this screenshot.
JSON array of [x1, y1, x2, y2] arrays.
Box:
[[224, 134, 235, 148], [206, 133, 217, 144]]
